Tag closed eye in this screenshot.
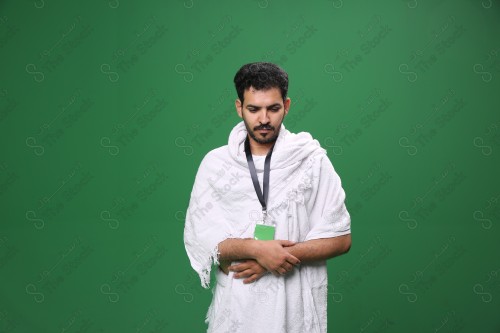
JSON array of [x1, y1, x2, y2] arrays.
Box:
[[246, 103, 282, 112]]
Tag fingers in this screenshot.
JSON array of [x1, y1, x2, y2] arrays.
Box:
[[276, 266, 287, 275], [233, 269, 253, 279], [285, 253, 301, 266], [228, 262, 250, 272], [243, 273, 265, 284], [274, 262, 294, 276], [232, 260, 264, 278], [281, 261, 294, 272]]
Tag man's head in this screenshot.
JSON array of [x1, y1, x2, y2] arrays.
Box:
[[233, 62, 291, 145]]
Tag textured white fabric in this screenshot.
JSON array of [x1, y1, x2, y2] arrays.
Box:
[[183, 120, 351, 333]]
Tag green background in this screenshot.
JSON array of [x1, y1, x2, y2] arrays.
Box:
[[1, 0, 499, 332]]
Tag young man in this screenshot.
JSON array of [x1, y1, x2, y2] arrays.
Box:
[[184, 62, 352, 333]]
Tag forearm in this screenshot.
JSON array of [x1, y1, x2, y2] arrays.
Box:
[[217, 238, 259, 262], [218, 238, 300, 275], [285, 235, 351, 263]]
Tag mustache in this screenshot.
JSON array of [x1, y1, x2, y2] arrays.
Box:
[[254, 124, 274, 131]]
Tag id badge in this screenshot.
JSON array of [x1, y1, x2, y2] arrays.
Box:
[[254, 223, 275, 240]]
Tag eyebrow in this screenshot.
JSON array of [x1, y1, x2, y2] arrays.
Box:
[[246, 103, 282, 109]]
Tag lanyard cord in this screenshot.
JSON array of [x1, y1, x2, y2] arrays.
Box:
[[244, 136, 275, 213]]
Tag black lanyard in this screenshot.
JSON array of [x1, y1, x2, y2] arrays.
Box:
[[244, 136, 275, 219]]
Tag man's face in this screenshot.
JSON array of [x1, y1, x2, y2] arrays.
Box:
[[235, 86, 290, 144]]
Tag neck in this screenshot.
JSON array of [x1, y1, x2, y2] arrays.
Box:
[[248, 136, 273, 156]]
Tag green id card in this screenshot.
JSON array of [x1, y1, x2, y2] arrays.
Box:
[[254, 223, 275, 240]]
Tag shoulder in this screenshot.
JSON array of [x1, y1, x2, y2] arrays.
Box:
[[200, 145, 229, 164], [289, 128, 344, 178], [309, 150, 344, 182], [194, 145, 230, 176]]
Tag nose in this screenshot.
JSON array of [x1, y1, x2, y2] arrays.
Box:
[[258, 110, 270, 124]]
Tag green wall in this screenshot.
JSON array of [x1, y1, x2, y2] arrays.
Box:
[[1, 0, 499, 332]]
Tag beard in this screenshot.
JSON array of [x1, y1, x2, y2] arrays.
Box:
[[242, 113, 285, 144]]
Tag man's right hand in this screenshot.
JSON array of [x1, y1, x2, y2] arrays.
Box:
[[254, 240, 301, 276], [228, 259, 267, 284]]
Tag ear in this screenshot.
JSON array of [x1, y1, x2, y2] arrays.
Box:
[[284, 97, 291, 116], [235, 99, 243, 118]]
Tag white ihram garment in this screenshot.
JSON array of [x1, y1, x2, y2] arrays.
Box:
[[183, 121, 351, 333]]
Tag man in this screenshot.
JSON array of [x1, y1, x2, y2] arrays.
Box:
[[184, 62, 351, 333]]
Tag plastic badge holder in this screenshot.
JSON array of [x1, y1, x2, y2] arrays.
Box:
[[254, 223, 275, 240]]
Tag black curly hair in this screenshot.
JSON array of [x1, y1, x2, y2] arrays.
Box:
[[233, 62, 289, 104]]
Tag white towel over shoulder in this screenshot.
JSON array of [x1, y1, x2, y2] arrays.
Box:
[[184, 121, 351, 333]]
